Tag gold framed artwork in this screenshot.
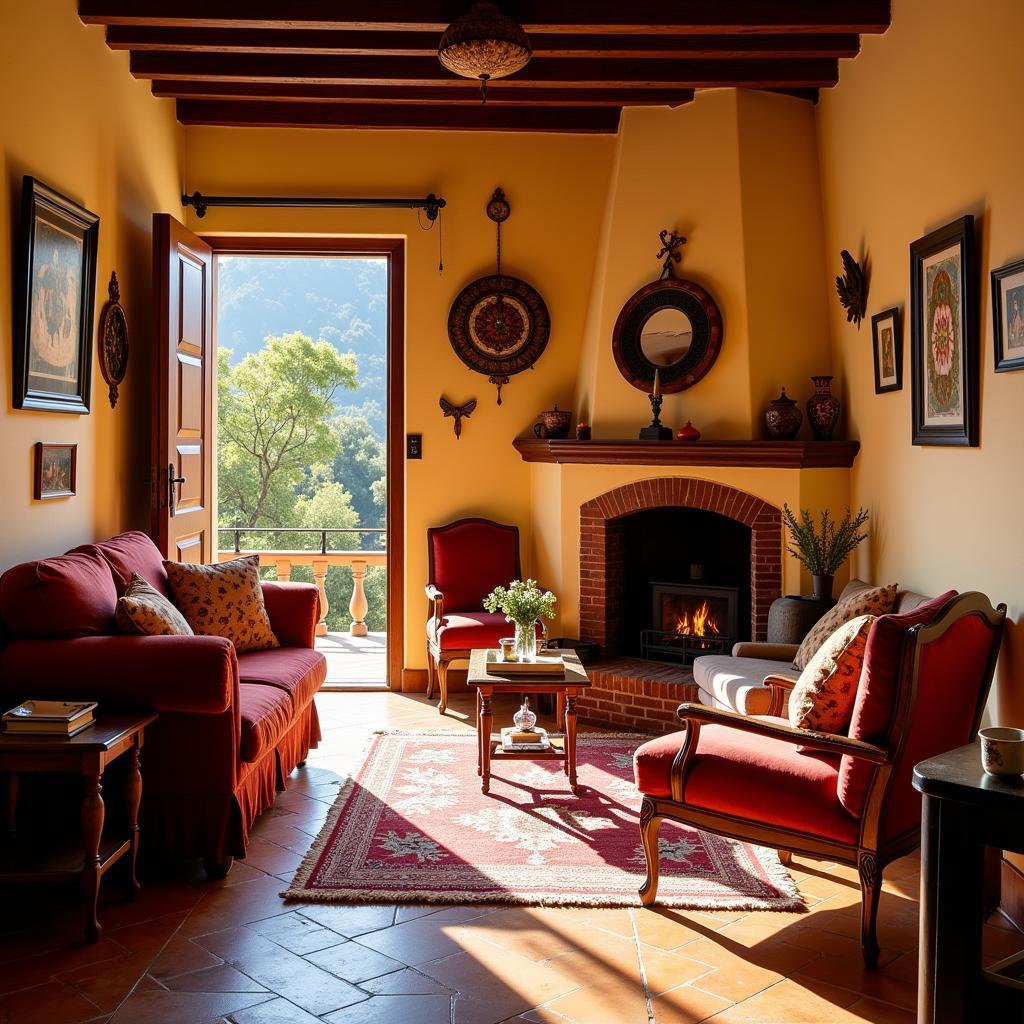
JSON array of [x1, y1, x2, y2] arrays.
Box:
[[871, 307, 902, 394], [34, 442, 77, 500], [991, 257, 1024, 373]]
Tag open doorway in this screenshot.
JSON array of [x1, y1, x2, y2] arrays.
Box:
[[207, 237, 404, 689]]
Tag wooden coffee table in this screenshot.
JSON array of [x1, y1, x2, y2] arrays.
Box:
[[0, 710, 157, 941], [467, 648, 591, 795]]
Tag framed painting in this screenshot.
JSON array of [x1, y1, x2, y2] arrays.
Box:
[[909, 215, 977, 447], [14, 177, 99, 413], [871, 307, 903, 394], [991, 257, 1024, 372], [34, 443, 77, 500]]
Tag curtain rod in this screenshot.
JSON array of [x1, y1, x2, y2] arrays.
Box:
[[181, 190, 446, 220]]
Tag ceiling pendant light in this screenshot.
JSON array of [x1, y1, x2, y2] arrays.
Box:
[[438, 2, 532, 105]]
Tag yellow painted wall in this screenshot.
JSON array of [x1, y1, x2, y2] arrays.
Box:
[[183, 126, 616, 674], [817, 0, 1024, 722], [0, 1, 184, 566]]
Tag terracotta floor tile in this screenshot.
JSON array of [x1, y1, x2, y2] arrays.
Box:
[[323, 993, 453, 1024], [845, 997, 917, 1023], [247, 910, 347, 954], [0, 936, 129, 996], [229, 996, 327, 1023], [354, 906, 494, 966], [983, 922, 1024, 960], [193, 927, 366, 1015], [0, 980, 104, 1024], [360, 967, 455, 995], [681, 937, 818, 1003], [160, 963, 269, 992], [305, 939, 405, 984], [793, 958, 917, 1011], [57, 951, 152, 1012], [535, 984, 650, 1024], [179, 876, 296, 938], [106, 988, 273, 1024], [650, 983, 733, 1024], [707, 976, 866, 1022], [241, 837, 308, 877], [293, 903, 396, 936], [629, 908, 718, 951], [103, 911, 190, 958], [456, 907, 596, 962], [148, 935, 223, 979]]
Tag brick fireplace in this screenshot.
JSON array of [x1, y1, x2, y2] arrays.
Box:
[[579, 477, 783, 656]]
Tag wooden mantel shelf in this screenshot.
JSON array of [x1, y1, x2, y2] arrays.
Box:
[[513, 438, 860, 469]]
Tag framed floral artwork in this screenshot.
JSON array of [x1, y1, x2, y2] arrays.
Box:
[[992, 257, 1024, 372], [34, 442, 77, 500], [871, 307, 902, 394], [14, 177, 99, 414], [909, 216, 978, 447]]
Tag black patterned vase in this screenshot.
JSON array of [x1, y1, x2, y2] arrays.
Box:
[[765, 388, 802, 440], [806, 375, 841, 440]]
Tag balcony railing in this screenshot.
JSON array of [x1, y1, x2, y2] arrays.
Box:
[[218, 527, 385, 638]]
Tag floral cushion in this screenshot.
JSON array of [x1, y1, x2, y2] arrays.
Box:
[[789, 614, 874, 734], [115, 573, 194, 637], [794, 583, 897, 670], [164, 555, 278, 653]]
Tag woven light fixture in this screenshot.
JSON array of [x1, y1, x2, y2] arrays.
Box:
[[438, 2, 532, 104]]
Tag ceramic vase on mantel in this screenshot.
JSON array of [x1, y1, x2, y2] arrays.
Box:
[[806, 375, 841, 441], [765, 388, 802, 440]]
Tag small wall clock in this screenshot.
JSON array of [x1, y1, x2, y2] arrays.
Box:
[[97, 271, 129, 408], [447, 188, 550, 404]]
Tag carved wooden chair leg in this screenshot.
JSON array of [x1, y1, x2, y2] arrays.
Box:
[[638, 797, 663, 906], [858, 851, 882, 968], [778, 849, 792, 865], [426, 644, 435, 700], [436, 658, 450, 715]]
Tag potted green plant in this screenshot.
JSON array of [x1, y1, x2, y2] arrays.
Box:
[[484, 579, 557, 663], [781, 505, 869, 601]]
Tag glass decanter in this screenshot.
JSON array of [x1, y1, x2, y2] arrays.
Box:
[[513, 698, 537, 733]]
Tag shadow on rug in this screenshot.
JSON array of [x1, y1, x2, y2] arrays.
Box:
[[282, 731, 802, 910]]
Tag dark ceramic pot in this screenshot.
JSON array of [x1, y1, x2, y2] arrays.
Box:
[[765, 388, 802, 440], [812, 574, 835, 601], [533, 405, 572, 439], [806, 375, 841, 440]]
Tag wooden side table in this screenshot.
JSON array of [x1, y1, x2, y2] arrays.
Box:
[[467, 648, 590, 795], [0, 711, 157, 942], [913, 743, 1024, 1024]]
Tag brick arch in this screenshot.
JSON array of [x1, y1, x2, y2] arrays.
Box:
[[579, 478, 782, 655]]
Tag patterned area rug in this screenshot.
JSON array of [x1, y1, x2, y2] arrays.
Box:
[[283, 731, 802, 910]]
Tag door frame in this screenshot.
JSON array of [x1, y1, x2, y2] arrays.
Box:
[[202, 235, 405, 690]]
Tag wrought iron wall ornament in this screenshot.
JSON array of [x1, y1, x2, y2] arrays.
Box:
[[96, 271, 129, 408], [447, 187, 551, 405], [612, 229, 723, 394], [836, 249, 868, 328], [439, 396, 477, 439]]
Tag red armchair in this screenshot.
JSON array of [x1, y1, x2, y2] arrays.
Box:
[[634, 591, 1005, 966], [0, 532, 326, 876], [425, 517, 540, 714]]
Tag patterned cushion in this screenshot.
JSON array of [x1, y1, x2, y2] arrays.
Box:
[[794, 583, 897, 670], [789, 614, 874, 734], [115, 573, 194, 637], [164, 555, 278, 653]]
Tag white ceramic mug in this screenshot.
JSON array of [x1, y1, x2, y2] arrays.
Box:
[[979, 726, 1024, 778]]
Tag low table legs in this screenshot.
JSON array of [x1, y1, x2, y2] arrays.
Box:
[[479, 692, 493, 794], [80, 766, 105, 942]]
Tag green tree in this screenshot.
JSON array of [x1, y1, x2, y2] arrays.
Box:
[[323, 415, 386, 530], [218, 332, 357, 527]]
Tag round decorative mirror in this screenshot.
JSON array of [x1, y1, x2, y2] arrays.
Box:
[[639, 306, 693, 366]]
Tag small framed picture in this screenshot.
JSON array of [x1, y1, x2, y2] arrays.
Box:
[[14, 177, 99, 414], [34, 443, 77, 500], [871, 307, 902, 394], [992, 258, 1024, 372], [909, 215, 978, 447]]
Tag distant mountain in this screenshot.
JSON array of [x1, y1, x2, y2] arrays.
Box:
[[216, 255, 388, 438]]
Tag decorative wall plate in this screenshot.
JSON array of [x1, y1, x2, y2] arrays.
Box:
[[612, 230, 723, 394], [448, 274, 550, 404], [97, 271, 129, 408]]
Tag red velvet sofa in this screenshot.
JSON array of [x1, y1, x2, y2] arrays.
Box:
[[0, 531, 326, 875]]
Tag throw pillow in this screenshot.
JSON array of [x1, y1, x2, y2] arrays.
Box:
[[794, 583, 897, 670], [789, 614, 875, 734], [163, 555, 278, 653], [115, 573, 194, 637]]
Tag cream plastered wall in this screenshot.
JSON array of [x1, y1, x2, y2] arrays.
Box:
[[574, 89, 833, 440], [0, 1, 184, 566], [817, 0, 1024, 725], [182, 126, 616, 676]]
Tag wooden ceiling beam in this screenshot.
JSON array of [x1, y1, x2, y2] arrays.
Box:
[[130, 53, 840, 89], [174, 99, 623, 132], [152, 80, 696, 107], [107, 26, 861, 59], [80, 1, 892, 35]]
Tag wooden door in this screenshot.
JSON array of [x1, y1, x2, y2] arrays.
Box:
[[151, 214, 214, 562]]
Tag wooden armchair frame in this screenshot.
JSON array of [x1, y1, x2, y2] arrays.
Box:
[[638, 592, 1006, 967], [425, 517, 521, 714]]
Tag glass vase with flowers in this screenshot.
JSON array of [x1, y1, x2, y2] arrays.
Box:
[[483, 579, 556, 663]]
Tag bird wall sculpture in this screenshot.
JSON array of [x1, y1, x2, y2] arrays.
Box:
[[439, 396, 477, 439], [836, 249, 868, 328]]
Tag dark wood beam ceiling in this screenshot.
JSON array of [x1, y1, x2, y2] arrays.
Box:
[[80, 2, 890, 132]]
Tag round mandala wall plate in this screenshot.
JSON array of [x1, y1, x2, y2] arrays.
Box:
[[448, 273, 550, 402], [612, 277, 722, 394]]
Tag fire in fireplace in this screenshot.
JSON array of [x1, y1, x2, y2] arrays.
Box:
[[642, 582, 739, 663]]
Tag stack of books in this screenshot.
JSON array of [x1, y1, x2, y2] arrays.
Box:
[[501, 726, 550, 752], [2, 700, 97, 738]]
